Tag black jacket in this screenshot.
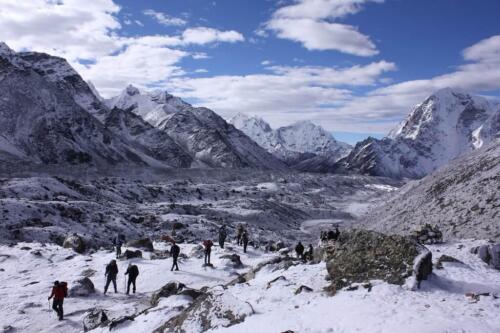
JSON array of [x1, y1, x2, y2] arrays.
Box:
[[125, 265, 139, 279], [105, 263, 118, 278], [170, 244, 180, 257]]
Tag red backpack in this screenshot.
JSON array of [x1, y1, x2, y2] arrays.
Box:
[[60, 282, 68, 297], [203, 240, 213, 249]]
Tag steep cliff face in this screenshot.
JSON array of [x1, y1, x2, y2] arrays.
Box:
[[337, 88, 498, 179]]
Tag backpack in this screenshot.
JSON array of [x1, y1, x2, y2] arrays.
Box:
[[60, 282, 68, 297]]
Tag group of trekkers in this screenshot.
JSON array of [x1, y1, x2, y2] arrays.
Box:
[[48, 224, 335, 321], [294, 241, 315, 261]]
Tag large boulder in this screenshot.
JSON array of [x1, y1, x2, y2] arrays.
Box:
[[472, 244, 500, 269], [325, 229, 432, 290], [123, 249, 142, 259], [126, 238, 154, 252], [69, 277, 95, 297], [83, 308, 109, 331], [155, 287, 254, 333], [62, 233, 86, 254], [189, 245, 204, 258], [150, 281, 204, 307], [220, 254, 243, 269]]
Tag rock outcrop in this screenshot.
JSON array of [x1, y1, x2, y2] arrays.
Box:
[[62, 233, 86, 253], [325, 229, 432, 290], [69, 277, 95, 297]]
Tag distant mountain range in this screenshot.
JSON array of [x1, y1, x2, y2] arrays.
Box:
[[334, 88, 500, 179], [0, 42, 285, 170], [1, 41, 498, 178], [230, 113, 351, 167]]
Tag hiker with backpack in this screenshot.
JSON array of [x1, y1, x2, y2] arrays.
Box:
[[295, 241, 305, 259], [236, 224, 244, 245], [170, 241, 180, 271], [218, 225, 227, 249], [114, 234, 126, 258], [48, 280, 67, 321], [203, 239, 213, 265], [242, 231, 249, 253], [125, 264, 139, 294], [104, 259, 119, 294]]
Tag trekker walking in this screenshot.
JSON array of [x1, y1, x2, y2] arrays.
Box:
[[48, 281, 67, 321], [295, 241, 304, 259], [203, 239, 213, 265], [236, 224, 244, 245], [114, 234, 126, 258], [306, 244, 314, 261], [170, 241, 180, 271], [104, 259, 119, 294], [242, 231, 249, 253], [125, 264, 139, 294], [218, 226, 227, 249]]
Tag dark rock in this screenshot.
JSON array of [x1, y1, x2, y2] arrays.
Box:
[[80, 269, 97, 278], [30, 250, 42, 257], [266, 276, 287, 289], [294, 285, 313, 295], [1, 325, 16, 333], [64, 255, 75, 260], [126, 238, 154, 252], [83, 309, 109, 332], [150, 281, 187, 306], [63, 233, 86, 254], [20, 246, 31, 251], [123, 249, 142, 259], [325, 229, 432, 290], [435, 255, 465, 269], [220, 254, 243, 268], [69, 277, 95, 297]]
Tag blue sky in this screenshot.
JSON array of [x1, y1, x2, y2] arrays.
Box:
[[1, 0, 499, 144]]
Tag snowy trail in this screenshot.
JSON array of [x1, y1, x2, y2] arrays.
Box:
[[2, 240, 499, 332], [0, 241, 276, 333]]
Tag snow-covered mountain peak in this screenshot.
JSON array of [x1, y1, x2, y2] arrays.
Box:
[[230, 113, 273, 133], [338, 88, 498, 178], [231, 114, 351, 167], [124, 84, 141, 96], [107, 86, 191, 126], [390, 87, 493, 141]]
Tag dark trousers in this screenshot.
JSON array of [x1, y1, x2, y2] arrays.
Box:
[[52, 299, 64, 320], [219, 238, 225, 249], [237, 235, 242, 245], [104, 276, 117, 293], [243, 242, 248, 253], [204, 249, 211, 264], [127, 276, 137, 294], [171, 255, 179, 271], [116, 245, 122, 257]]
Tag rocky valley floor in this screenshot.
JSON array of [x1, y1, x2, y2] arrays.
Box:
[[0, 239, 499, 333]]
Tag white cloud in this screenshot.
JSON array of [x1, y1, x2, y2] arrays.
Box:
[[143, 9, 187, 26], [181, 27, 244, 45], [0, 0, 245, 96], [267, 18, 378, 55], [0, 0, 121, 61], [261, 60, 273, 65], [165, 61, 396, 130], [194, 68, 209, 73], [264, 0, 382, 56], [75, 43, 187, 97]]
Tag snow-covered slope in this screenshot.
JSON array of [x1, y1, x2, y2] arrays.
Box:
[[230, 113, 351, 167], [336, 88, 498, 179], [107, 88, 287, 170], [360, 138, 500, 241]]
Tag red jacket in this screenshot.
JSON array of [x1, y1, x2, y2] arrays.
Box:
[[203, 240, 213, 250], [50, 285, 66, 300]]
